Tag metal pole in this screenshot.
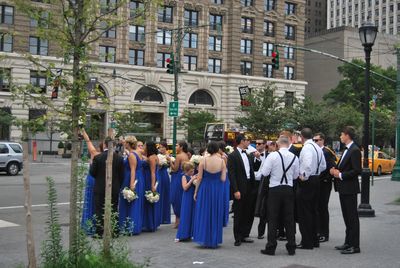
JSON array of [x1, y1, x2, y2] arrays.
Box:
[[172, 21, 182, 156], [358, 45, 375, 217], [392, 47, 400, 181], [371, 95, 376, 186]]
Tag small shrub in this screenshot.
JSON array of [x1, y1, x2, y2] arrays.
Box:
[[57, 141, 64, 149]]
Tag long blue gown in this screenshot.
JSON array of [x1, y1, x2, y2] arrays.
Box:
[[81, 167, 95, 236], [176, 175, 195, 240], [118, 152, 144, 235], [170, 167, 184, 218], [142, 161, 161, 232], [223, 173, 230, 227], [193, 169, 224, 248], [158, 165, 171, 224]]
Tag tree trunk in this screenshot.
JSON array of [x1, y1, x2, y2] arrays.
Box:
[[103, 141, 113, 258], [23, 129, 37, 268]]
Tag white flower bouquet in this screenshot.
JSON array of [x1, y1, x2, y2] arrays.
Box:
[[157, 154, 169, 167], [145, 182, 160, 203], [169, 156, 176, 163], [121, 185, 138, 202], [190, 155, 203, 165], [225, 145, 234, 154]]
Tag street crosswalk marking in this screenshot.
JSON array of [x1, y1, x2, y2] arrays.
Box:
[[0, 219, 19, 228]]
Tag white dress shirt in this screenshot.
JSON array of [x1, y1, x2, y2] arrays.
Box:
[[255, 148, 300, 188], [237, 147, 251, 179], [299, 139, 327, 180]]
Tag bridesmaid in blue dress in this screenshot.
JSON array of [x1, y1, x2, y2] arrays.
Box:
[[175, 161, 196, 241], [218, 141, 230, 227], [142, 141, 161, 232], [193, 141, 226, 248], [80, 129, 102, 236], [157, 142, 171, 224], [118, 136, 144, 235], [168, 141, 189, 228]]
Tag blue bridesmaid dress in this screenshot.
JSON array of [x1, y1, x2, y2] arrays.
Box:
[[118, 152, 144, 235], [81, 166, 95, 235], [142, 161, 161, 232], [223, 172, 230, 227], [193, 168, 224, 248], [176, 175, 195, 241], [170, 167, 184, 219], [158, 165, 171, 224]]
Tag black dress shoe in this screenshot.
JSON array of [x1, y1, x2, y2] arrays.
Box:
[[319, 236, 329, 243], [288, 250, 296, 256], [335, 244, 351, 250], [341, 247, 360, 254], [260, 249, 275, 256], [296, 244, 313, 250], [241, 238, 254, 243], [257, 235, 264, 239], [234, 241, 242, 246]]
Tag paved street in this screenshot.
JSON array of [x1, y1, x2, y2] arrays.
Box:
[[0, 157, 400, 268]]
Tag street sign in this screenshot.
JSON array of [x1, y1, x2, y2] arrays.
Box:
[[169, 101, 179, 117]]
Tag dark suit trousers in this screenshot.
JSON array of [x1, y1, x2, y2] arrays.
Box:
[[258, 196, 268, 237], [296, 175, 320, 248], [339, 194, 360, 247], [233, 181, 256, 241], [94, 192, 119, 236], [317, 180, 332, 238], [265, 186, 296, 251]]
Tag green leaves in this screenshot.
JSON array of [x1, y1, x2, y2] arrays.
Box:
[[178, 109, 218, 143]]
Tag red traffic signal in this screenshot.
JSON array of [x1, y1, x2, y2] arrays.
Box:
[[166, 58, 171, 63], [272, 51, 277, 57]]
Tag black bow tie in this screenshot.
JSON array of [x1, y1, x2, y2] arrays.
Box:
[[241, 150, 247, 154], [260, 153, 264, 156]]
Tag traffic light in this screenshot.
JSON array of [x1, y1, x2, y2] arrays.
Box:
[[166, 53, 175, 74], [272, 49, 280, 70]]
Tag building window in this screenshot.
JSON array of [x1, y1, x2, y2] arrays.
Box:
[[129, 25, 145, 42], [240, 61, 252, 75], [208, 36, 222, 51], [285, 91, 294, 107], [210, 14, 223, 30], [284, 46, 295, 59], [212, 0, 223, 4], [99, 45, 116, 63], [0, 68, 11, 92], [184, 10, 198, 26], [264, 0, 275, 11], [157, 52, 171, 68], [157, 29, 171, 45], [184, 55, 197, 71], [183, 33, 198, 48], [284, 66, 295, 80], [240, 39, 252, 54], [158, 6, 173, 23], [241, 0, 253, 7], [134, 86, 163, 102], [285, 25, 295, 40], [101, 22, 116, 38], [263, 42, 274, 56], [0, 33, 12, 52], [29, 36, 48, 55], [30, 71, 47, 94], [241, 17, 253, 33], [129, 49, 144, 65], [189, 90, 214, 106], [130, 1, 144, 18], [30, 11, 48, 28], [0, 5, 14, 25], [264, 20, 275, 36], [208, 58, 221, 73], [263, 64, 273, 78], [285, 2, 296, 15], [100, 0, 117, 15]]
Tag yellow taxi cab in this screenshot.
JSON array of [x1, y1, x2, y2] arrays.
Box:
[[368, 151, 395, 176]]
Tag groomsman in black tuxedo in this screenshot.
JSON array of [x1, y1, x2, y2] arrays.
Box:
[[313, 132, 336, 243], [228, 135, 256, 246], [90, 137, 124, 236], [330, 126, 361, 254]]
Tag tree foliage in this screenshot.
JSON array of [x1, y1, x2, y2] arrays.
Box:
[[112, 106, 154, 138], [178, 109, 218, 143]]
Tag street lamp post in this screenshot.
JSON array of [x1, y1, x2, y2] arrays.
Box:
[[358, 21, 378, 217], [391, 47, 400, 181]]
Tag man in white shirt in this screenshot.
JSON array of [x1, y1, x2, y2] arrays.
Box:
[[297, 128, 326, 250], [257, 136, 299, 256]]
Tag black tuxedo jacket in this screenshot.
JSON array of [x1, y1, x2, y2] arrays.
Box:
[[320, 147, 336, 182], [334, 143, 361, 195], [289, 144, 301, 158], [228, 148, 255, 195], [90, 150, 124, 197], [250, 152, 267, 172]]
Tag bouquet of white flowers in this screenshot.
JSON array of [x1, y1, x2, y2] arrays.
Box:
[[157, 154, 169, 167], [121, 185, 138, 202], [190, 155, 203, 165], [145, 182, 160, 203], [225, 145, 234, 154], [169, 156, 175, 163]]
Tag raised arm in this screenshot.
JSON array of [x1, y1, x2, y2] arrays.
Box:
[[81, 128, 99, 160]]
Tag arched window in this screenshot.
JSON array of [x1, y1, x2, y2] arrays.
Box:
[[188, 90, 214, 106], [134, 86, 164, 102]]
